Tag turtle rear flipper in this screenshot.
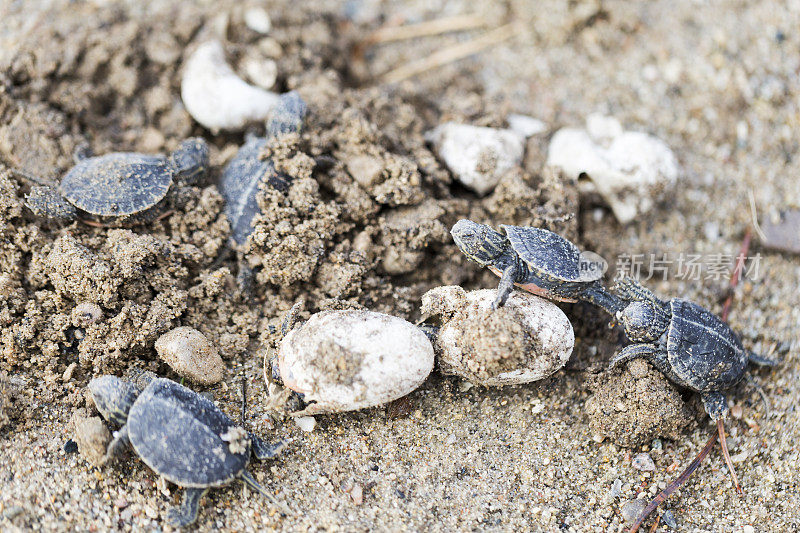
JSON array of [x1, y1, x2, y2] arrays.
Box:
[[748, 351, 779, 367], [166, 488, 208, 528]]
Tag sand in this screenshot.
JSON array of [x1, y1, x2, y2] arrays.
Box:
[[0, 1, 798, 531]]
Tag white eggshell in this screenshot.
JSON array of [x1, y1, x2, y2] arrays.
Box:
[[181, 40, 280, 132], [426, 122, 525, 196], [432, 288, 574, 386], [546, 114, 679, 224], [278, 310, 434, 415]]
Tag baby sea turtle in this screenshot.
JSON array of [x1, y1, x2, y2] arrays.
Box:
[[18, 138, 208, 226], [608, 277, 776, 420], [89, 375, 288, 527], [451, 219, 623, 311], [221, 91, 307, 244]]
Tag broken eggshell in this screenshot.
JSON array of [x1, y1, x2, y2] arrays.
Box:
[[546, 114, 679, 224], [421, 286, 574, 386], [181, 40, 281, 132], [276, 310, 434, 415]]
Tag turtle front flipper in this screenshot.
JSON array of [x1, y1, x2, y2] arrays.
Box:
[[166, 487, 208, 528], [492, 264, 518, 309], [701, 391, 729, 421], [578, 284, 625, 315], [608, 344, 658, 370], [104, 424, 131, 464], [250, 434, 289, 460]]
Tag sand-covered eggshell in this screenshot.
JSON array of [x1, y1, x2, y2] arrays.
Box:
[[422, 287, 574, 386], [278, 310, 434, 415]]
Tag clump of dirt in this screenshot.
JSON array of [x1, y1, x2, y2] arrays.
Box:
[[0, 0, 580, 431], [585, 359, 694, 447]]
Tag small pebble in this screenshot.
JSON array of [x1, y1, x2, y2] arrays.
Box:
[[349, 483, 364, 505], [294, 416, 316, 432], [63, 439, 79, 454], [547, 114, 679, 224], [507, 113, 547, 137], [242, 56, 278, 90], [0, 273, 14, 297], [345, 154, 385, 189], [426, 122, 525, 196], [62, 362, 78, 382], [155, 327, 224, 385], [3, 506, 24, 520], [760, 209, 800, 255], [731, 403, 743, 419], [661, 509, 677, 528], [114, 497, 129, 509], [73, 413, 111, 467], [71, 302, 103, 327], [632, 452, 656, 471], [621, 499, 647, 523], [244, 7, 272, 34]]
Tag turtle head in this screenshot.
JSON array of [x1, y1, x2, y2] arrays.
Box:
[[169, 137, 209, 185], [88, 376, 141, 426], [617, 301, 665, 343], [451, 219, 507, 267]]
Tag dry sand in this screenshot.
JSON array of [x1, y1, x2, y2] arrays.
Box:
[[0, 1, 798, 531]]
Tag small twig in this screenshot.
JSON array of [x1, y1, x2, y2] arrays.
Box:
[[747, 190, 767, 242], [647, 514, 661, 533], [380, 22, 524, 84], [717, 419, 742, 495], [363, 14, 487, 45], [721, 228, 751, 322], [241, 372, 247, 428], [629, 430, 719, 532]]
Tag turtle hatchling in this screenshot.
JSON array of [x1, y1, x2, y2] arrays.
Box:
[[221, 90, 307, 244], [88, 375, 289, 527], [451, 219, 623, 311], [609, 277, 777, 420], [18, 138, 209, 226]]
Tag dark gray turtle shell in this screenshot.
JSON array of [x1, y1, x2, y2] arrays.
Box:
[[60, 153, 172, 217], [220, 91, 307, 245], [220, 138, 289, 244], [666, 299, 749, 392], [127, 378, 250, 488], [501, 225, 602, 284]]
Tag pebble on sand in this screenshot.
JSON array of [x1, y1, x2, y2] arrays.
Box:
[[546, 114, 679, 224], [155, 327, 224, 385], [277, 310, 434, 415], [181, 40, 281, 132], [421, 286, 574, 386], [621, 499, 647, 522], [72, 411, 111, 467], [426, 122, 525, 196]]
